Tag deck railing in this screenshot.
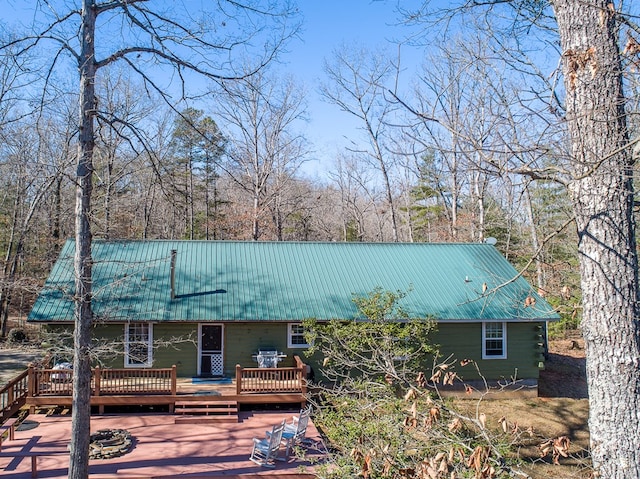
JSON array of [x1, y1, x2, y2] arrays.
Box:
[[95, 366, 177, 395], [29, 365, 177, 396], [235, 356, 308, 395], [26, 358, 306, 398], [0, 370, 29, 423], [0, 358, 307, 418]]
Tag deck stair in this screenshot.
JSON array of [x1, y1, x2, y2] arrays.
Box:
[[174, 399, 238, 423]]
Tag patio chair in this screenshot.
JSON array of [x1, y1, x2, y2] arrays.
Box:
[[249, 419, 285, 467], [268, 406, 311, 458]]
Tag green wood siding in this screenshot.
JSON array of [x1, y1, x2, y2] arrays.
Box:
[[45, 321, 544, 381], [431, 322, 545, 381], [223, 322, 311, 375], [152, 323, 198, 375]]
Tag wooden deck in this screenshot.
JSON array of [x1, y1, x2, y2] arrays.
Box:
[[1, 411, 325, 477], [1, 357, 308, 421]]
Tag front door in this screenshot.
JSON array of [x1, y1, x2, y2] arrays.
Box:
[[199, 324, 224, 376]]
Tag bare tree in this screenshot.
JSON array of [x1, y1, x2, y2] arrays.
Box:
[[214, 70, 308, 240], [0, 31, 37, 127], [321, 44, 402, 242], [93, 70, 156, 240], [0, 117, 69, 336], [134, 106, 177, 239], [406, 34, 534, 244], [327, 153, 383, 242], [1, 2, 298, 476]]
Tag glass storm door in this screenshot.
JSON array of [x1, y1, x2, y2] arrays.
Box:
[[199, 324, 224, 376]]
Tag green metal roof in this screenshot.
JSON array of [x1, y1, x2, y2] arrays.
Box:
[[28, 240, 559, 323]]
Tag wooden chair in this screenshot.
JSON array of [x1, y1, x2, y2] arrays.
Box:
[[283, 406, 311, 456], [268, 406, 311, 458], [249, 419, 285, 467]]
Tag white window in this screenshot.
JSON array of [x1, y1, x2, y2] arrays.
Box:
[[125, 323, 153, 367], [482, 322, 506, 359], [287, 323, 310, 348]]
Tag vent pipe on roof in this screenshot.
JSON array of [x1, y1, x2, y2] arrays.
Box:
[[170, 249, 177, 300]]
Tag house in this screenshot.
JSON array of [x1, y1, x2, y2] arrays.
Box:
[[28, 240, 558, 390]]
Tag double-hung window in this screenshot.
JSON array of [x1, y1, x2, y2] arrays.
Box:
[[125, 323, 153, 367], [482, 322, 506, 359], [287, 323, 310, 348]]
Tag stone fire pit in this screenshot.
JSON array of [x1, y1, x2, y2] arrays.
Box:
[[89, 429, 133, 459]]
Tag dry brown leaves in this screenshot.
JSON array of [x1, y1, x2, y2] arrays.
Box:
[[539, 435, 571, 465]]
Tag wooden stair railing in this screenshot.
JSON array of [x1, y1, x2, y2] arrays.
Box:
[[0, 370, 29, 423]]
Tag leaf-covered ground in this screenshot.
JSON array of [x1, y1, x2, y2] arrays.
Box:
[[452, 334, 591, 478]]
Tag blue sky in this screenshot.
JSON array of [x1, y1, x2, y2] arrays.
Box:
[[287, 1, 424, 176]]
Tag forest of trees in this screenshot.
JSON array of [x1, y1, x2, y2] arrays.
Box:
[[0, 23, 580, 330]]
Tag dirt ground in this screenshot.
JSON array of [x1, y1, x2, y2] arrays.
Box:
[[539, 332, 588, 399], [0, 343, 43, 385]]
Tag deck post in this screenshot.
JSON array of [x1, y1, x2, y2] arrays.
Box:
[[94, 366, 101, 397], [294, 355, 308, 407], [298, 368, 305, 393], [171, 365, 177, 395], [94, 366, 104, 414], [27, 366, 34, 396], [27, 366, 35, 413], [7, 377, 14, 406], [235, 364, 242, 395]]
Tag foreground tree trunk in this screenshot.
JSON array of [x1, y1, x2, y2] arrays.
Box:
[[69, 1, 96, 477], [553, 0, 640, 476]]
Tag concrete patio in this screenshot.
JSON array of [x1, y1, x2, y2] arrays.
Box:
[[0, 410, 325, 478]]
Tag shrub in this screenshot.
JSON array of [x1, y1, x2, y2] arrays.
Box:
[[7, 328, 28, 343]]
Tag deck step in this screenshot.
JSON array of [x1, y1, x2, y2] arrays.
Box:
[[174, 406, 238, 414], [174, 399, 237, 405], [174, 400, 238, 423], [174, 415, 238, 424]]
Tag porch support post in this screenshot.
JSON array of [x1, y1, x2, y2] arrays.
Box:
[[171, 365, 177, 395], [27, 365, 35, 397], [94, 366, 100, 396], [235, 364, 242, 395]]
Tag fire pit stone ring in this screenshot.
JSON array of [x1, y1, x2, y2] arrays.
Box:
[[89, 428, 133, 459]]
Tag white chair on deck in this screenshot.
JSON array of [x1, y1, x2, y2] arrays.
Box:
[[268, 406, 311, 458], [249, 419, 285, 467]]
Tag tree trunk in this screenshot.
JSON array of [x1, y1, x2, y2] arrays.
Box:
[[52, 176, 62, 240], [204, 157, 211, 240], [68, 1, 96, 477], [0, 238, 23, 339], [523, 182, 544, 290], [472, 169, 486, 242], [188, 153, 195, 240], [0, 185, 21, 338], [553, 0, 640, 477], [449, 165, 459, 240], [103, 156, 113, 240], [252, 192, 260, 241]]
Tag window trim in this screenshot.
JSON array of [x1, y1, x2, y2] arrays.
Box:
[[124, 322, 153, 368], [482, 321, 507, 360], [287, 323, 310, 349]]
